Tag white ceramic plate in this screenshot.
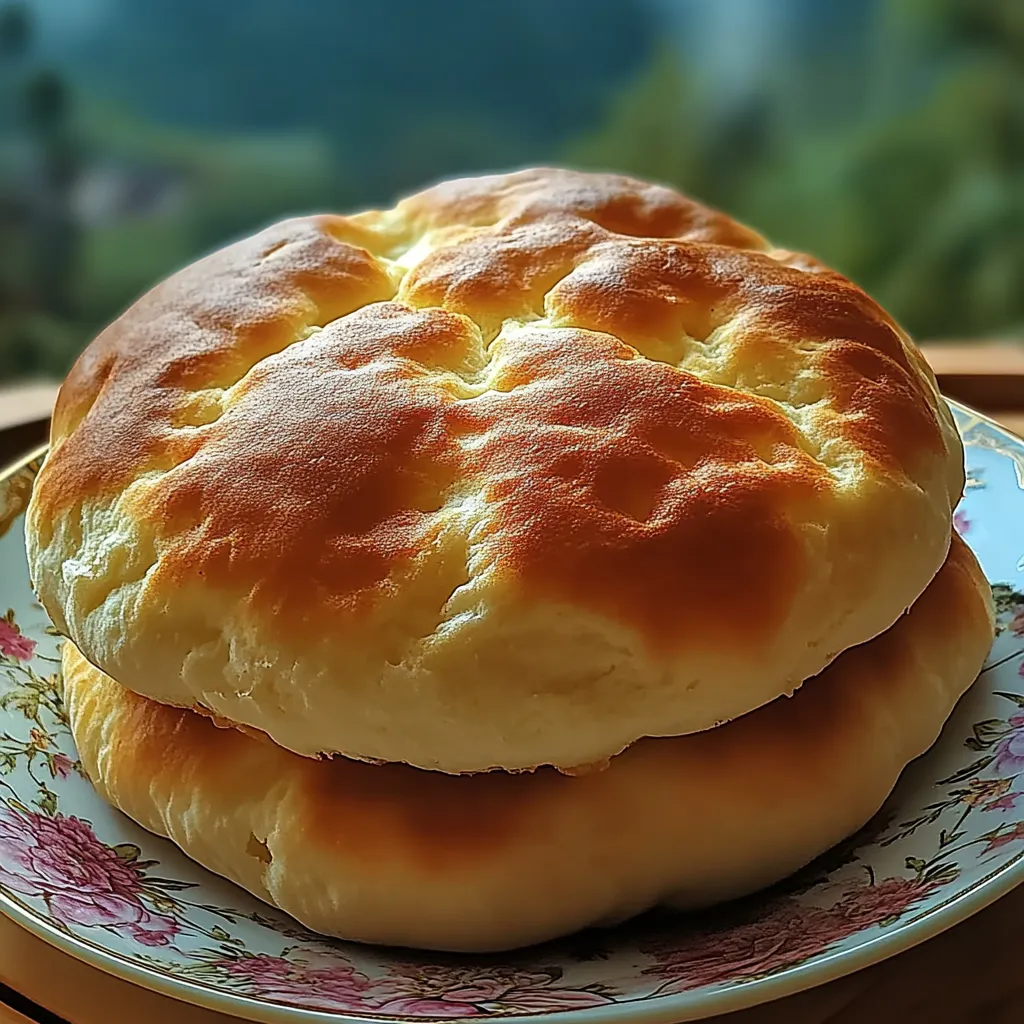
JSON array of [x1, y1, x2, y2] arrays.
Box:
[[0, 401, 1022, 1024]]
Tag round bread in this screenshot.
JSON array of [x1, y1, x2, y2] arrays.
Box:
[[61, 532, 993, 952], [31, 168, 963, 773]]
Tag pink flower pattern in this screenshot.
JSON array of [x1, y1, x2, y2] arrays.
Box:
[[216, 952, 386, 1013], [0, 619, 34, 662], [210, 952, 612, 1014], [983, 791, 1022, 812], [372, 965, 613, 1014], [0, 560, 1020, 1017], [981, 822, 1024, 855], [0, 805, 179, 946], [641, 878, 941, 992], [48, 753, 74, 780], [993, 714, 1024, 774]]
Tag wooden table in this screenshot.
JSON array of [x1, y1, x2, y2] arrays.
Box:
[[1, 344, 1023, 1023]]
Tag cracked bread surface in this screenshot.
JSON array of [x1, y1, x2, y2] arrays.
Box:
[[29, 168, 963, 772]]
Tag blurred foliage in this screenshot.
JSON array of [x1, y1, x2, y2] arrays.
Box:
[[57, 0, 653, 197], [75, 108, 341, 326], [0, 0, 1023, 383], [570, 0, 1024, 342]]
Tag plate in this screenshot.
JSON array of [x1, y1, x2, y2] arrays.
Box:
[[0, 402, 1022, 1024]]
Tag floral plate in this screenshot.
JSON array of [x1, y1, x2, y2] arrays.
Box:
[[0, 402, 1023, 1024]]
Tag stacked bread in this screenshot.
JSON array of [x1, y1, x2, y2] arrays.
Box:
[[26, 169, 994, 952]]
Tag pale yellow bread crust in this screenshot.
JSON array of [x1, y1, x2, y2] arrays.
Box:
[[32, 168, 963, 772], [61, 533, 993, 952]]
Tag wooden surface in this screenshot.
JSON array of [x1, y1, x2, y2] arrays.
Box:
[[923, 343, 1024, 412], [0, 385, 57, 434], [1, 342, 1023, 1023]]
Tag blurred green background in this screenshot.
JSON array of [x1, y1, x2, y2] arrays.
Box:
[[0, 0, 1021, 382]]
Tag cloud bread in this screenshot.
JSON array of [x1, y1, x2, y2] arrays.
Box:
[[60, 533, 994, 952], [30, 168, 964, 773]]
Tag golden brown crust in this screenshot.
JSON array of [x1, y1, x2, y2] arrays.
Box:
[[61, 533, 994, 951], [28, 168, 964, 772], [393, 167, 771, 247]]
